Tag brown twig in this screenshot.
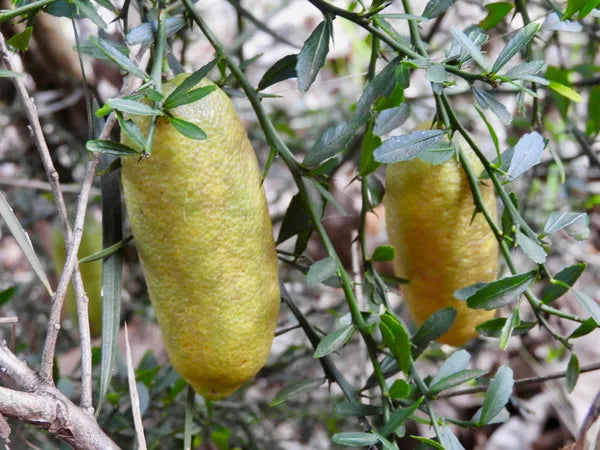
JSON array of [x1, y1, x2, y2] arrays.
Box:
[[437, 362, 600, 399], [0, 341, 119, 449], [0, 177, 100, 195], [0, 30, 95, 409]]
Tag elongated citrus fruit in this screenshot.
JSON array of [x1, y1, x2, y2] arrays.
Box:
[[120, 74, 280, 400], [52, 214, 103, 337], [384, 147, 498, 346]]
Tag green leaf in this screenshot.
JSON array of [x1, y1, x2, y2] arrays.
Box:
[[276, 193, 314, 243], [0, 0, 56, 23], [422, 0, 456, 18], [270, 378, 326, 406], [499, 308, 519, 350], [427, 63, 449, 83], [548, 81, 582, 103], [429, 369, 488, 395], [418, 141, 454, 165], [71, 0, 107, 28], [374, 104, 410, 136], [351, 57, 402, 128], [587, 86, 600, 134], [370, 245, 395, 262], [411, 435, 444, 449], [168, 116, 207, 140], [431, 350, 471, 387], [306, 256, 337, 285], [304, 123, 354, 166], [543, 212, 589, 238], [542, 263, 586, 304], [166, 59, 219, 101], [86, 139, 140, 156], [479, 2, 514, 29], [374, 130, 444, 163], [380, 314, 411, 374], [450, 27, 489, 70], [379, 397, 424, 437], [0, 287, 15, 306], [473, 88, 512, 124], [258, 54, 297, 90], [507, 131, 545, 180], [491, 22, 540, 73], [466, 271, 536, 310], [107, 98, 161, 116], [314, 324, 355, 358], [573, 290, 600, 325], [388, 379, 411, 399], [89, 36, 147, 80], [516, 229, 547, 264], [79, 235, 133, 263], [332, 432, 379, 446], [296, 19, 331, 92], [502, 60, 548, 85], [7, 26, 33, 51], [476, 317, 535, 338], [568, 318, 597, 339], [0, 191, 52, 295], [117, 112, 147, 152], [566, 354, 579, 393], [164, 85, 217, 110], [97, 154, 123, 413], [478, 366, 514, 425], [358, 125, 382, 176], [125, 17, 186, 46], [441, 426, 466, 450], [411, 307, 457, 359]]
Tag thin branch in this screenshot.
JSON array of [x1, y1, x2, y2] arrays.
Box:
[[0, 30, 95, 408], [0, 177, 100, 195], [0, 342, 119, 449], [437, 362, 600, 399]]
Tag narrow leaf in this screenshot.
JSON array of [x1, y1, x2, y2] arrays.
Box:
[[374, 104, 410, 136], [479, 2, 514, 29], [543, 212, 588, 236], [166, 58, 219, 102], [507, 131, 545, 180], [516, 229, 547, 264], [107, 98, 161, 116], [479, 366, 514, 424], [473, 88, 512, 124], [491, 22, 540, 73], [270, 378, 326, 406], [86, 139, 140, 156], [374, 130, 444, 163], [379, 397, 424, 437], [168, 116, 207, 140], [0, 191, 52, 295], [466, 271, 536, 310], [306, 256, 337, 285], [89, 36, 147, 80], [97, 154, 123, 413], [429, 369, 488, 395], [370, 245, 395, 262], [450, 27, 489, 70], [164, 85, 216, 110], [332, 432, 379, 446], [422, 0, 456, 18], [566, 353, 579, 393], [548, 81, 582, 102], [541, 263, 586, 304], [296, 20, 331, 92], [411, 308, 457, 358], [499, 308, 519, 350], [476, 317, 535, 337], [258, 54, 298, 90], [573, 290, 600, 325], [314, 324, 355, 358]]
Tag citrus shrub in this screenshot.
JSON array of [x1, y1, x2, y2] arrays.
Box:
[[120, 74, 280, 400], [384, 141, 498, 346], [52, 214, 103, 337]]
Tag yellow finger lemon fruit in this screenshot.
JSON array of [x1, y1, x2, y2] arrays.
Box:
[[52, 214, 103, 337], [120, 74, 280, 400], [384, 144, 498, 346]]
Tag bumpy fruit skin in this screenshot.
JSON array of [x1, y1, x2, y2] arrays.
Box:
[[384, 150, 498, 346], [52, 214, 103, 337], [120, 74, 280, 400]]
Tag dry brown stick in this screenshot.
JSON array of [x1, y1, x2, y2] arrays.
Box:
[[437, 362, 600, 399], [0, 341, 120, 449], [0, 30, 95, 409]]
